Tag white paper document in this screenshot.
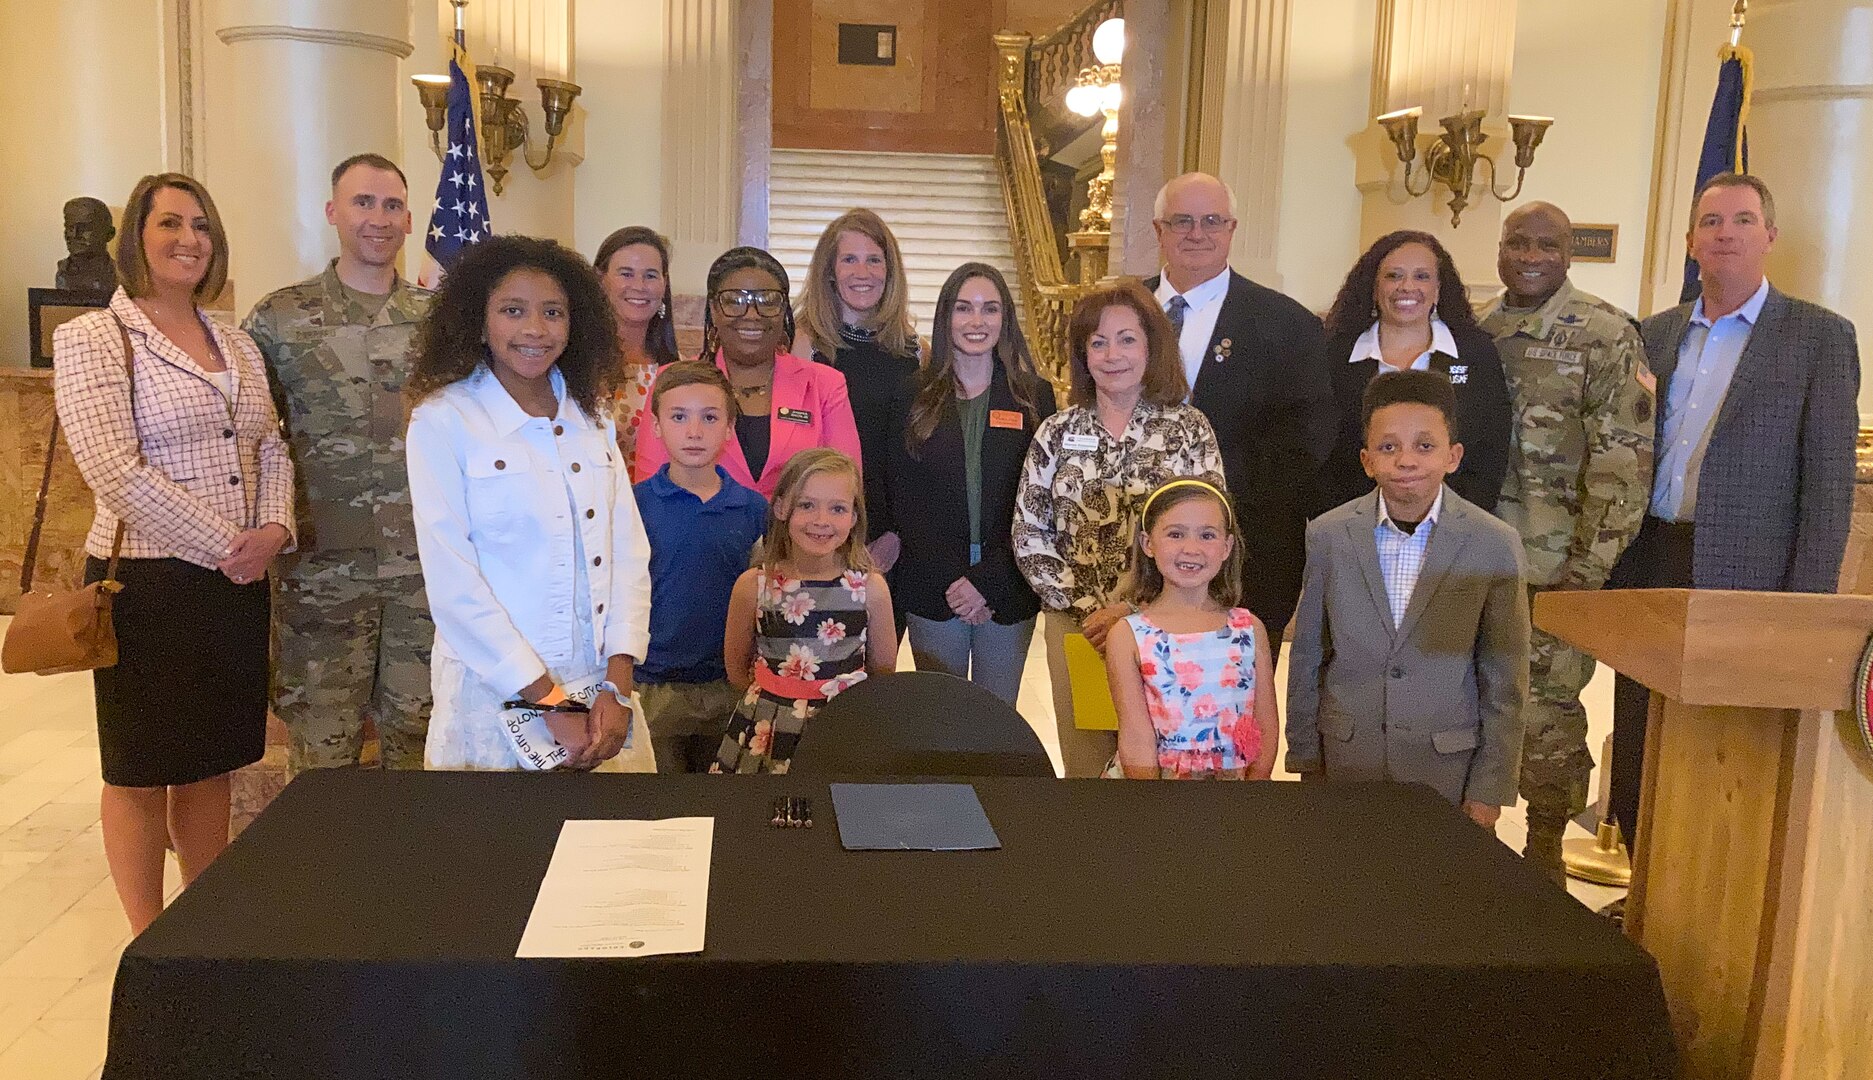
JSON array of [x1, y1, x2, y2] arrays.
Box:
[[516, 817, 714, 958]]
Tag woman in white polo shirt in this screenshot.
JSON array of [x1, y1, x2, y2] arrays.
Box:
[[405, 236, 651, 770]]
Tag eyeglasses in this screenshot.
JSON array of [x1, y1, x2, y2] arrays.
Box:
[[1159, 214, 1236, 235], [712, 289, 786, 318]]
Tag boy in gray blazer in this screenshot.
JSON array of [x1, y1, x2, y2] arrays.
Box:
[[1287, 370, 1530, 828]]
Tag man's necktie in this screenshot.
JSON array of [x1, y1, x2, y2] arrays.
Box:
[[1166, 294, 1188, 337]]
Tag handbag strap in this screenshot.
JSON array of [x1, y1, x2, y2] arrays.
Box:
[[18, 415, 61, 594], [21, 315, 136, 593], [102, 316, 136, 581]]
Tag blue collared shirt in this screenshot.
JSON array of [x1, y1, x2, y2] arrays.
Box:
[[632, 464, 769, 683], [1651, 278, 1770, 521], [1374, 486, 1444, 628]]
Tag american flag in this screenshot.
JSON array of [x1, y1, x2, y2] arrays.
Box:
[[424, 40, 492, 279]]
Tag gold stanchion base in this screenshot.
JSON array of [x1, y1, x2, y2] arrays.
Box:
[[1563, 820, 1632, 887]]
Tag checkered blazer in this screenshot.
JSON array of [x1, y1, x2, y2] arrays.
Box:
[[1640, 287, 1859, 592], [52, 290, 296, 570]]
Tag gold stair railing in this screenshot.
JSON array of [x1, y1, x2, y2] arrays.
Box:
[[993, 0, 1121, 401]]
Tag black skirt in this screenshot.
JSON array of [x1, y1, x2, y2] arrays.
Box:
[[85, 557, 270, 787]]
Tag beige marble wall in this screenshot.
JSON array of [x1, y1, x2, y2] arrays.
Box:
[[0, 371, 92, 613], [204, 0, 413, 308], [1357, 0, 1520, 293]]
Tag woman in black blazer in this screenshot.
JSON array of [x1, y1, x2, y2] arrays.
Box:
[[888, 263, 1056, 704], [1315, 230, 1511, 515]]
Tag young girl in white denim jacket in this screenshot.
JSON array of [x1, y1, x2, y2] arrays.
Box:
[[406, 236, 651, 770]]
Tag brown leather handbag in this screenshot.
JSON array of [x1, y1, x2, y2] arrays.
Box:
[[2, 318, 135, 675]]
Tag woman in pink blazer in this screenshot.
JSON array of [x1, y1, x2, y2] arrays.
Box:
[[634, 247, 859, 498]]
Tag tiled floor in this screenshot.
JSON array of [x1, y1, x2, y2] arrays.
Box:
[[0, 617, 1621, 1076]]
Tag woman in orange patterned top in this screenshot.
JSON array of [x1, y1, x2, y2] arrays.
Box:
[[594, 226, 680, 476]]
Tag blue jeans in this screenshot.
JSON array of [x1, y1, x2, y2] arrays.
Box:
[[905, 543, 1035, 704], [907, 613, 1036, 705]]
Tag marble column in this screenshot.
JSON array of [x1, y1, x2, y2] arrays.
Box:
[[1214, 0, 1295, 284], [1746, 0, 1873, 418], [1356, 0, 1520, 295], [661, 0, 744, 295], [1112, 1, 1173, 276], [206, 0, 412, 307]]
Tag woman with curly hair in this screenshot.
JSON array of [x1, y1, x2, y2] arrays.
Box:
[[405, 235, 651, 771], [633, 245, 859, 499], [1314, 229, 1511, 515]]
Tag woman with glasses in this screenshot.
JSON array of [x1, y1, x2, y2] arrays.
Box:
[[634, 247, 859, 499]]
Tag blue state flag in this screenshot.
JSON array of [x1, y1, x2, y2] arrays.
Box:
[[423, 42, 494, 282], [1681, 47, 1752, 302]]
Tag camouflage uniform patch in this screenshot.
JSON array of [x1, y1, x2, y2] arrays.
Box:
[[245, 261, 435, 773], [1481, 281, 1654, 818]]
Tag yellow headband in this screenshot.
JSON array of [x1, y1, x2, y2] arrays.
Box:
[[1141, 478, 1234, 528]]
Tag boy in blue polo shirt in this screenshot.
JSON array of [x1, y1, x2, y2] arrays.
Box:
[[633, 361, 769, 772]]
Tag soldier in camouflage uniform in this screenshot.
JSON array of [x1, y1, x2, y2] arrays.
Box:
[[243, 153, 434, 773], [1479, 202, 1654, 885]]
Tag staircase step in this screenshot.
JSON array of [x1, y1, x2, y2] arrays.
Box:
[[767, 160, 1003, 185], [767, 190, 1003, 215], [769, 149, 1021, 336], [768, 234, 1015, 259], [772, 149, 998, 171]]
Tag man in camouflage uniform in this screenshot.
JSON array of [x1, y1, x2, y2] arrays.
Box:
[[1479, 202, 1654, 885], [244, 153, 434, 773]]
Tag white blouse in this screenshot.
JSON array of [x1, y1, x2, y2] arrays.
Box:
[[407, 366, 652, 698]]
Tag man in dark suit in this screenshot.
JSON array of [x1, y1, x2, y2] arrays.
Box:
[[1145, 172, 1337, 649], [1607, 171, 1860, 846]]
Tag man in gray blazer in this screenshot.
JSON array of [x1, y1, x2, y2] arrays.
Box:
[[1606, 171, 1861, 845], [1287, 371, 1531, 826]]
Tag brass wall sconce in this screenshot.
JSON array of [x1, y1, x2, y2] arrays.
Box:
[[412, 74, 451, 140], [1376, 106, 1552, 226], [410, 68, 582, 196]]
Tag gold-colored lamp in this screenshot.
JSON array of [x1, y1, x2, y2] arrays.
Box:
[[1377, 106, 1421, 163], [1375, 103, 1553, 226], [412, 63, 583, 194], [1507, 114, 1553, 169], [537, 78, 582, 138], [1563, 819, 1632, 888], [412, 75, 452, 158]]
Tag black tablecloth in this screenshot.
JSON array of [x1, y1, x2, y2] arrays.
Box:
[[105, 772, 1674, 1079]]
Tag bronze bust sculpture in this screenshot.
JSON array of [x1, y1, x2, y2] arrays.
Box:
[[57, 197, 117, 295]]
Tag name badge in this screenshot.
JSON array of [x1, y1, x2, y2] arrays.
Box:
[[1061, 432, 1100, 452], [989, 409, 1025, 430], [777, 407, 813, 425], [1526, 346, 1584, 363]]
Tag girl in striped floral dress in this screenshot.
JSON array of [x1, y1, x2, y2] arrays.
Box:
[[715, 448, 896, 773]]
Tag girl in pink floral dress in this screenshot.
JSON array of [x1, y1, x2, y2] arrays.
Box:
[[1105, 479, 1279, 779], [716, 449, 896, 773]]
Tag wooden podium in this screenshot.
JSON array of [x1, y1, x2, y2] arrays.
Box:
[[1536, 589, 1873, 1080]]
